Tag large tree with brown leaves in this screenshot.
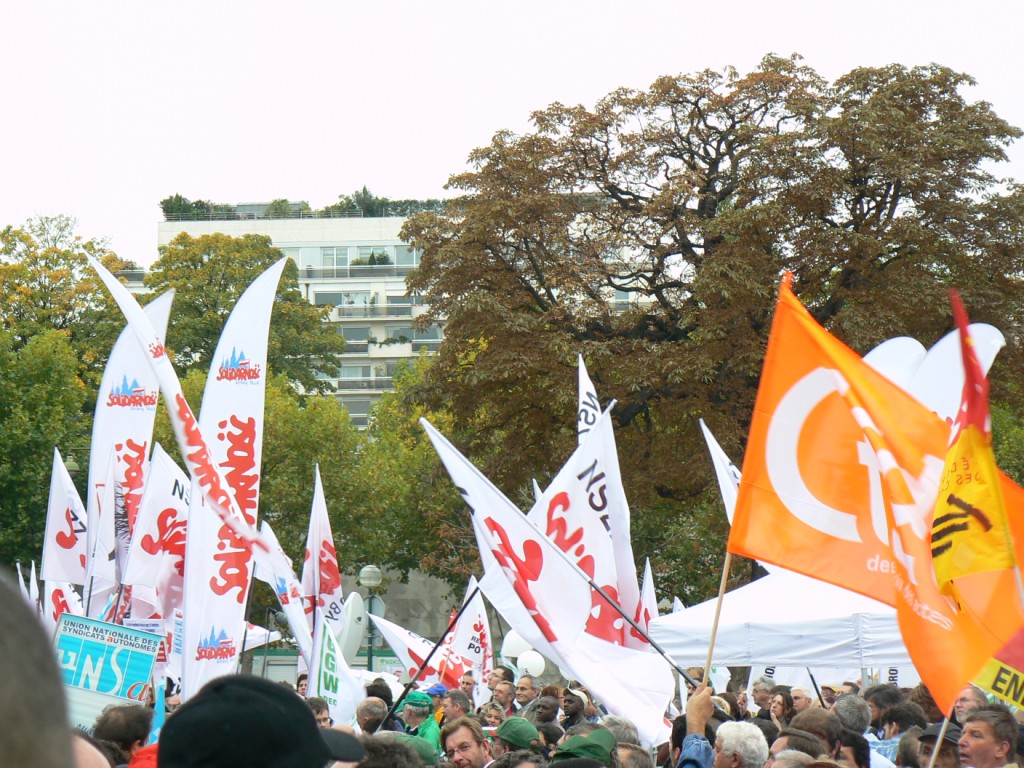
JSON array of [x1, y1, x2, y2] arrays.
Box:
[[401, 54, 1024, 601]]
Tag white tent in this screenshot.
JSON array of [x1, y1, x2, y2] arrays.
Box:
[[648, 566, 911, 669]]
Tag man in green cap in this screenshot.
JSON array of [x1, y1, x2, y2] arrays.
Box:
[[404, 691, 442, 753], [551, 728, 617, 767], [493, 717, 541, 759]]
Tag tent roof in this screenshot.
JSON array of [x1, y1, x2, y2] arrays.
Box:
[[648, 567, 911, 668]]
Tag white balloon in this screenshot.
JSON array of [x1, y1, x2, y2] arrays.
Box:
[[517, 649, 546, 677], [501, 629, 532, 659]]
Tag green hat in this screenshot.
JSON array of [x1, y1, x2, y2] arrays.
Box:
[[551, 730, 616, 767], [391, 733, 438, 765], [403, 691, 434, 708], [495, 717, 539, 750]]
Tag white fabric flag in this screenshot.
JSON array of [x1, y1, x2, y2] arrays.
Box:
[[85, 453, 119, 618], [29, 561, 40, 617], [258, 521, 315, 668], [301, 465, 347, 639], [123, 443, 190, 621], [179, 259, 286, 698], [423, 418, 673, 747], [14, 562, 30, 605], [41, 448, 89, 585], [577, 354, 600, 445], [86, 290, 174, 609], [636, 558, 659, 633], [41, 581, 84, 636], [698, 418, 742, 524], [311, 608, 364, 728], [370, 613, 475, 689], [448, 577, 493, 708]]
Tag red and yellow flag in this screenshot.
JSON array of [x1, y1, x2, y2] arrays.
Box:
[[729, 275, 1018, 712], [931, 291, 1016, 597]]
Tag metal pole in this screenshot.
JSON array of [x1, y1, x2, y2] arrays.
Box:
[[367, 589, 375, 673]]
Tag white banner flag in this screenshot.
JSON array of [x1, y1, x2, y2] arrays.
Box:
[[180, 259, 286, 698], [311, 609, 364, 728], [258, 521, 314, 668], [301, 465, 347, 639], [370, 613, 475, 689], [41, 448, 89, 585]]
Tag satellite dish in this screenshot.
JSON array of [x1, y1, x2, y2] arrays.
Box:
[[339, 591, 366, 664]]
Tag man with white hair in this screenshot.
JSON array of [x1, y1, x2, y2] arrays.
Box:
[[790, 689, 814, 713], [714, 721, 770, 768]]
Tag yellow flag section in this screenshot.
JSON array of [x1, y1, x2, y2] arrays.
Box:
[[931, 292, 1017, 596], [728, 276, 1009, 713]]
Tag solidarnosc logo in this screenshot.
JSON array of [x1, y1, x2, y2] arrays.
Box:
[[106, 375, 158, 408], [195, 627, 238, 661], [216, 347, 261, 383]]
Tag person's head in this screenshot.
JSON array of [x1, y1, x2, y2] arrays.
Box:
[[820, 688, 838, 709], [563, 689, 588, 720], [880, 702, 927, 740], [959, 706, 1017, 768], [493, 716, 541, 758], [839, 683, 859, 697], [403, 691, 434, 726], [831, 695, 871, 736], [615, 742, 655, 768], [895, 726, 923, 768], [791, 689, 814, 714], [752, 677, 777, 709], [296, 672, 308, 697], [770, 751, 816, 768], [158, 674, 364, 768], [838, 729, 869, 768], [686, 668, 707, 695], [492, 749, 547, 768], [791, 709, 842, 759], [863, 686, 903, 728], [357, 696, 388, 732], [442, 717, 493, 768], [770, 728, 827, 761], [306, 696, 331, 727], [772, 693, 796, 723], [908, 684, 944, 724], [486, 703, 508, 727], [551, 728, 616, 766], [713, 721, 769, 768], [445, 689, 474, 722], [538, 721, 565, 747], [427, 683, 448, 708], [0, 572, 73, 768], [918, 722, 961, 768], [737, 691, 750, 717], [72, 731, 115, 768], [601, 716, 639, 746], [953, 686, 988, 725], [93, 704, 154, 758], [517, 675, 540, 706], [496, 681, 516, 707], [360, 733, 426, 768], [462, 673, 476, 697], [366, 679, 395, 708], [536, 696, 561, 724], [489, 666, 516, 690]]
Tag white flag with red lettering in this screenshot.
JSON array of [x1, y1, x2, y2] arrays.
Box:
[[41, 448, 89, 585], [123, 443, 190, 621], [259, 521, 315, 667], [181, 259, 286, 698], [370, 613, 475, 690], [423, 418, 672, 746], [301, 466, 347, 639], [41, 581, 84, 636], [447, 576, 492, 706], [577, 355, 600, 445], [86, 290, 174, 606]]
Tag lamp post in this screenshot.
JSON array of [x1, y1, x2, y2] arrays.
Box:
[[359, 565, 383, 672]]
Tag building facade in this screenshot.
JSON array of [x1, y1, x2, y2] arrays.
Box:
[[157, 210, 441, 426]]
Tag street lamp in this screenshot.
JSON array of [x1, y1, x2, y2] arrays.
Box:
[[359, 565, 383, 672]]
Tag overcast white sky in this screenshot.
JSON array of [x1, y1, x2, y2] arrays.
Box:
[[2, 1, 1022, 266]]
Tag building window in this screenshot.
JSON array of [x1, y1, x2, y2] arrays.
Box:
[[355, 246, 391, 264], [321, 247, 349, 267], [341, 326, 371, 342], [395, 245, 421, 266], [386, 325, 414, 342], [340, 365, 371, 379]]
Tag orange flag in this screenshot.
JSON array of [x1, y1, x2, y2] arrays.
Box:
[[729, 275, 1012, 712]]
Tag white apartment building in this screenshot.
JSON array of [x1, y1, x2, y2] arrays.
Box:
[[156, 209, 441, 426]]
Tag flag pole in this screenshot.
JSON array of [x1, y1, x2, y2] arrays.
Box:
[[373, 585, 482, 734], [702, 551, 733, 684]]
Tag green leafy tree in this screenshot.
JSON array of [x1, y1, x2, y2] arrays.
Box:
[[145, 232, 345, 392], [402, 55, 1024, 601], [0, 215, 134, 394], [0, 328, 89, 565]]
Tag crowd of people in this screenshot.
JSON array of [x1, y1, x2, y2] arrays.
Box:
[[5, 569, 1023, 768]]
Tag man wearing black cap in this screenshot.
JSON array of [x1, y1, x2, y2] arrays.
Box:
[[158, 674, 365, 768], [917, 722, 960, 768]]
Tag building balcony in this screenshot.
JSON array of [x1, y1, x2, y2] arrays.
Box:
[[301, 265, 415, 280], [335, 378, 394, 391], [334, 305, 413, 319]]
